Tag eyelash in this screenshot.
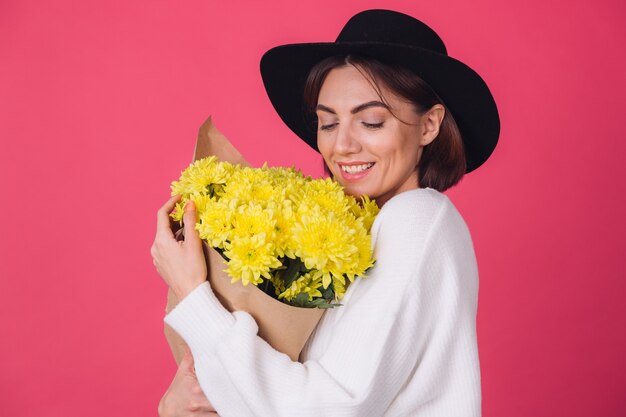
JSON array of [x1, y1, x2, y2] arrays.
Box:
[[363, 122, 384, 129], [319, 122, 384, 131]]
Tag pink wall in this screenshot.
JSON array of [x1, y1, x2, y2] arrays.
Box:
[[1, 0, 625, 415]]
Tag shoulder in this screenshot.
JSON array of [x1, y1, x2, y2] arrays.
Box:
[[369, 188, 477, 289], [375, 187, 448, 220], [371, 188, 468, 248]]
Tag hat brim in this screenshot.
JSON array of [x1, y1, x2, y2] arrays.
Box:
[[260, 42, 500, 173]]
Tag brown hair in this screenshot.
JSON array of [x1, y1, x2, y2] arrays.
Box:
[[303, 55, 466, 191]]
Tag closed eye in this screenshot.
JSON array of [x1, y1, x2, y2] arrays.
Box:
[[362, 122, 384, 129], [319, 123, 338, 131]]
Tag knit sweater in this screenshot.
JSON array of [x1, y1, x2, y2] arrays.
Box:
[[164, 187, 481, 417]]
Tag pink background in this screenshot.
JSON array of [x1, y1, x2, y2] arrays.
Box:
[[1, 0, 625, 415]]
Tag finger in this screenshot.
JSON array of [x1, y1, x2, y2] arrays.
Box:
[[157, 195, 182, 237], [183, 200, 201, 247]]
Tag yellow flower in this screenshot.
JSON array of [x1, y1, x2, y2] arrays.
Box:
[[230, 202, 276, 240], [196, 198, 236, 249], [224, 234, 282, 286], [291, 178, 349, 215], [278, 271, 323, 301], [222, 166, 285, 207], [189, 194, 214, 215], [170, 156, 235, 197], [350, 194, 380, 231], [268, 200, 296, 259], [333, 277, 347, 300], [170, 194, 219, 225], [291, 208, 358, 288], [345, 226, 375, 282], [170, 199, 187, 223]]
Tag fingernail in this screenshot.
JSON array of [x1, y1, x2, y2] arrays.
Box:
[[185, 200, 196, 212]]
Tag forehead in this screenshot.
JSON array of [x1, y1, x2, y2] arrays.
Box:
[[317, 65, 399, 108]]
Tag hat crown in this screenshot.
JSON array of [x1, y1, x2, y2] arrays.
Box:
[[336, 9, 448, 56]]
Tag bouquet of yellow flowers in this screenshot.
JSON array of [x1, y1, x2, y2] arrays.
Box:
[[170, 156, 379, 309]]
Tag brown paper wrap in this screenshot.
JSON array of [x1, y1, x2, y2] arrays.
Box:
[[164, 117, 324, 363]]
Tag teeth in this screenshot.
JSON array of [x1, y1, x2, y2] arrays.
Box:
[[340, 163, 374, 173]]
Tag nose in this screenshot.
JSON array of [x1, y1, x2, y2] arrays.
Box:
[[334, 123, 361, 155]]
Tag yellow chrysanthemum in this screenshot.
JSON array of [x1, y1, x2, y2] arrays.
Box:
[[196, 198, 237, 249], [291, 209, 358, 288], [170, 199, 187, 223], [190, 194, 215, 215], [230, 202, 277, 240], [170, 194, 218, 225], [333, 276, 347, 300], [221, 166, 286, 207], [267, 200, 296, 259], [350, 194, 380, 232], [344, 227, 375, 281], [278, 271, 324, 302], [170, 156, 235, 197], [224, 234, 282, 286], [291, 178, 349, 215]]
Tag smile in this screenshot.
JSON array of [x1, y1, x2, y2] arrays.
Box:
[[339, 162, 375, 174], [337, 162, 375, 182]]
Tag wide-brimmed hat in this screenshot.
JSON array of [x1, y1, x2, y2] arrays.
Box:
[[260, 9, 500, 173]]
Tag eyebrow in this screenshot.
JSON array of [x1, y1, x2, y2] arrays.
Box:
[[316, 101, 389, 115]]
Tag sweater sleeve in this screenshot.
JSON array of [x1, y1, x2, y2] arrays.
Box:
[[164, 189, 480, 417], [164, 284, 426, 417]]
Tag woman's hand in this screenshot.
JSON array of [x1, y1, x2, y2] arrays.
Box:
[[158, 349, 218, 417], [151, 195, 207, 300]]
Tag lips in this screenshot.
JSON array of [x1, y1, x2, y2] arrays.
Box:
[[337, 161, 375, 181]]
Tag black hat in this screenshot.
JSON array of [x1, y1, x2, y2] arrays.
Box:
[[260, 9, 500, 173]]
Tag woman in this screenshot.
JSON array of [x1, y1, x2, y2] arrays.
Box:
[[152, 9, 500, 417]]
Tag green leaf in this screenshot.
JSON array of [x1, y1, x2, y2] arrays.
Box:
[[322, 284, 335, 301], [287, 293, 342, 309], [307, 299, 342, 309], [282, 258, 305, 288], [289, 292, 311, 307]]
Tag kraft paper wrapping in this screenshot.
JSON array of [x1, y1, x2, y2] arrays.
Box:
[[164, 117, 324, 363]]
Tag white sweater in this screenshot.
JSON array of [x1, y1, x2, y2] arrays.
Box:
[[164, 188, 481, 416]]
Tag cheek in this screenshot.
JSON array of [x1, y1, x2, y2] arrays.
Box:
[[375, 144, 419, 176], [389, 134, 421, 167], [368, 141, 399, 165], [317, 138, 333, 161]]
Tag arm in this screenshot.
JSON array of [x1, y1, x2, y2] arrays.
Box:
[[165, 280, 426, 417], [162, 191, 481, 417], [164, 288, 187, 365]]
